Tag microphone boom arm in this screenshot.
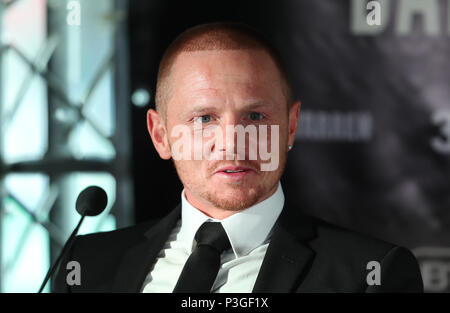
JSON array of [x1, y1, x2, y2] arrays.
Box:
[[38, 214, 86, 293]]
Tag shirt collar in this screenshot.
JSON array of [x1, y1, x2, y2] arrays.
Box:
[[179, 182, 285, 258]]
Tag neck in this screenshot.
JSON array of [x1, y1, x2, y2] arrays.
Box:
[[183, 184, 279, 220]]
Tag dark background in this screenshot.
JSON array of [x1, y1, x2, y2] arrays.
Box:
[[127, 0, 450, 292]]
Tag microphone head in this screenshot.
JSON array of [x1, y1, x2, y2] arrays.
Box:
[[76, 186, 108, 216]]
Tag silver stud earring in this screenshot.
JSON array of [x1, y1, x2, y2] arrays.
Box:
[[288, 145, 293, 151]]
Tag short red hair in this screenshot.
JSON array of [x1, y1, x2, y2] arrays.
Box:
[[155, 22, 293, 116]]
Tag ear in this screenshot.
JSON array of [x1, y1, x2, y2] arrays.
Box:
[[147, 109, 172, 160], [288, 100, 301, 147]]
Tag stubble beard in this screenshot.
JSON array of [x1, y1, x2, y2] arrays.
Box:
[[172, 153, 287, 212]]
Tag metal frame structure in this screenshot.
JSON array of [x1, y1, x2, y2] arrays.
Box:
[[0, 0, 133, 291]]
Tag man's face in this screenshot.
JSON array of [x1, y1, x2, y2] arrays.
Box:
[[148, 49, 300, 217]]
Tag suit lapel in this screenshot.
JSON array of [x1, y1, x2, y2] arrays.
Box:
[[110, 202, 316, 293], [111, 204, 181, 292], [252, 208, 316, 293]]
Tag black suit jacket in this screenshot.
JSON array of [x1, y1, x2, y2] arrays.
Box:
[[52, 203, 423, 292]]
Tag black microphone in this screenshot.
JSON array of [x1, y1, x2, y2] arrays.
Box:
[[38, 185, 108, 293]]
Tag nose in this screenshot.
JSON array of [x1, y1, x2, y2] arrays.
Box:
[[215, 114, 244, 160], [219, 115, 238, 152]]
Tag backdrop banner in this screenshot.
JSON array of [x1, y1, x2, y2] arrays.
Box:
[[129, 0, 450, 293], [281, 0, 450, 292]]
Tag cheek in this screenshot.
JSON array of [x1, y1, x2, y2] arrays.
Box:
[[174, 160, 205, 180], [261, 124, 287, 153]]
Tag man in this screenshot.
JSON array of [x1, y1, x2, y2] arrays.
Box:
[[53, 22, 423, 292]]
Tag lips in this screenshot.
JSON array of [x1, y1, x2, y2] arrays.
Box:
[[213, 165, 256, 181], [215, 166, 253, 174]]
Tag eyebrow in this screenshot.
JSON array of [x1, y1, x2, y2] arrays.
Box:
[[244, 101, 275, 110], [183, 101, 275, 117]]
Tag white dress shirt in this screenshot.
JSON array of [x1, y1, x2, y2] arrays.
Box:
[[141, 182, 285, 293]]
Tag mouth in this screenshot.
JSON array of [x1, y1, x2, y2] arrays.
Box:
[[213, 166, 256, 181]]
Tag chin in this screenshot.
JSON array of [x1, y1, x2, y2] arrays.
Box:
[[212, 187, 260, 209], [220, 184, 258, 196], [213, 196, 259, 212]]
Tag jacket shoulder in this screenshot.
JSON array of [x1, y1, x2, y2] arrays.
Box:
[[310, 216, 396, 257], [75, 218, 160, 248], [299, 215, 423, 292], [51, 217, 164, 292]]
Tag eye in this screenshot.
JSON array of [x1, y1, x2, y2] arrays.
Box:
[[249, 112, 265, 121], [193, 115, 212, 124]]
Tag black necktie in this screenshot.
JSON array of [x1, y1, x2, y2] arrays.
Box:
[[173, 222, 231, 293]]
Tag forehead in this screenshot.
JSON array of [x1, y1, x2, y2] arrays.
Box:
[[168, 49, 284, 103]]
